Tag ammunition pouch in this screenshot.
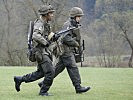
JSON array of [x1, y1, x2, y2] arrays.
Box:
[[73, 47, 84, 63], [74, 53, 81, 63], [35, 49, 43, 63], [28, 47, 44, 63]]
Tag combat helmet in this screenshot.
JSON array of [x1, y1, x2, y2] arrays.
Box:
[[38, 5, 55, 15], [70, 7, 84, 17]]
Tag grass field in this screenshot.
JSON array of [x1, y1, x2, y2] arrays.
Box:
[[0, 67, 133, 100]]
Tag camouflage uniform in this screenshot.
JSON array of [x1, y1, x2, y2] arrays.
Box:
[[54, 18, 81, 87], [39, 7, 90, 93], [14, 5, 55, 95]]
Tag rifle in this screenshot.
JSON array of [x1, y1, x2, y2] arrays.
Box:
[[28, 21, 34, 50], [51, 27, 76, 54], [53, 27, 76, 41], [27, 21, 36, 62]]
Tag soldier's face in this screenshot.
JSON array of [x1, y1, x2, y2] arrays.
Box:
[[75, 16, 82, 22], [47, 12, 54, 21]]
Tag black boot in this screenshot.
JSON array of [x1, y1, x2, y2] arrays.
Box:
[[39, 84, 53, 96], [14, 76, 23, 92], [75, 85, 91, 93]]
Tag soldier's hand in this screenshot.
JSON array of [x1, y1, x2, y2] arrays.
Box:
[[48, 32, 55, 40]]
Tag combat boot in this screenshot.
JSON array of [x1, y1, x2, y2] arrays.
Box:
[[14, 76, 23, 92], [39, 84, 53, 96], [75, 85, 91, 93]]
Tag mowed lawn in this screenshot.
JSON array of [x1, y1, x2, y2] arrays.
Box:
[[0, 67, 133, 100]]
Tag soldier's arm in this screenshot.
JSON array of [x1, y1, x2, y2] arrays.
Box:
[[32, 21, 49, 46], [63, 34, 79, 47], [62, 21, 79, 47]]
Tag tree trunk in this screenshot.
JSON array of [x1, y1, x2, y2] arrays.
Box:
[[128, 50, 133, 68], [120, 27, 133, 68]]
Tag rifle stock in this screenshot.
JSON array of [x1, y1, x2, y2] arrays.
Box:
[[28, 21, 34, 50]]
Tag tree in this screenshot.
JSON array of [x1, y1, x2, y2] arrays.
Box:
[[113, 11, 133, 67], [90, 13, 124, 67], [2, 0, 15, 65]]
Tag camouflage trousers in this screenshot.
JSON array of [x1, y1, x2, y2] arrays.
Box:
[[39, 54, 81, 87], [54, 54, 81, 87], [22, 54, 55, 93]]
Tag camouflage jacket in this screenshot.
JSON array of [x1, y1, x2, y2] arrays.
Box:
[[32, 17, 53, 55], [61, 19, 80, 57]]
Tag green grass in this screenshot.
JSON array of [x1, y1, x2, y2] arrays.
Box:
[[0, 67, 133, 100]]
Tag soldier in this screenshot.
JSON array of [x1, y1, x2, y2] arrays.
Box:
[[39, 7, 91, 93], [14, 5, 56, 96]]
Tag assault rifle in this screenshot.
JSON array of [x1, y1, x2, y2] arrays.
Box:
[[27, 21, 36, 62], [52, 27, 76, 41]]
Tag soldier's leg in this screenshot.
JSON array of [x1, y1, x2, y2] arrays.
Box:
[[38, 57, 65, 87], [54, 57, 65, 78], [63, 55, 91, 93], [22, 67, 44, 82], [14, 65, 44, 92], [63, 55, 81, 86], [39, 55, 55, 96]]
